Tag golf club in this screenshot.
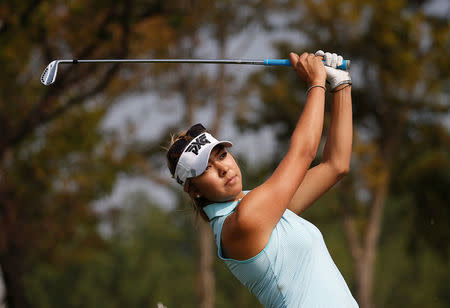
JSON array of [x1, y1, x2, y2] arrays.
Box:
[[40, 58, 350, 86]]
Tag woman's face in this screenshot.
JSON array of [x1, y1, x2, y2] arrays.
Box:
[[189, 145, 244, 203]]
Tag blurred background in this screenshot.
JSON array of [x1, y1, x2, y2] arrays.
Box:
[[0, 0, 449, 307]]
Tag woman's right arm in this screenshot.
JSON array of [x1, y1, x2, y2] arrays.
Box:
[[221, 52, 327, 259]]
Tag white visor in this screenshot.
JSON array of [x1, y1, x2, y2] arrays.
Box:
[[174, 132, 232, 186]]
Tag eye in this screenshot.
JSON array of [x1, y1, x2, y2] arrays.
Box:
[[220, 151, 227, 159]]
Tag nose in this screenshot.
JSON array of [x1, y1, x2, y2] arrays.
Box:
[[214, 161, 228, 177]]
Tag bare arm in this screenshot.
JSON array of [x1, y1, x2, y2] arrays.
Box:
[[222, 52, 327, 259], [288, 84, 353, 215]]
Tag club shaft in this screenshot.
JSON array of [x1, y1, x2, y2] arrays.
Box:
[[59, 58, 349, 69], [60, 59, 267, 65]]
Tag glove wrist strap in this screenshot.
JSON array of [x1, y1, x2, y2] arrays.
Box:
[[331, 82, 352, 92]]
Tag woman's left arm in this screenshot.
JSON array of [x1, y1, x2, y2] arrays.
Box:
[[288, 84, 352, 215]]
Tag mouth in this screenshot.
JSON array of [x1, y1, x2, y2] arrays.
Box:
[[225, 175, 237, 186]]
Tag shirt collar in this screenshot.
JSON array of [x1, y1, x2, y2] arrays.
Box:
[[203, 191, 249, 220]]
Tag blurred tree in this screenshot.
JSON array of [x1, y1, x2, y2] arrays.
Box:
[[0, 0, 276, 307], [238, 0, 449, 307], [23, 192, 198, 307], [391, 121, 450, 258], [0, 0, 189, 307], [23, 191, 263, 308]]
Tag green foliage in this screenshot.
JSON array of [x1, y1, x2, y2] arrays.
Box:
[[24, 193, 195, 307], [24, 192, 262, 307], [391, 122, 450, 258], [0, 1, 187, 307], [2, 104, 125, 261], [375, 195, 450, 307]]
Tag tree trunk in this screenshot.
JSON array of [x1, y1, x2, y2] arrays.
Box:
[[357, 173, 389, 308], [198, 221, 216, 308], [340, 168, 390, 308], [0, 189, 28, 308], [0, 266, 5, 308], [0, 253, 28, 308]]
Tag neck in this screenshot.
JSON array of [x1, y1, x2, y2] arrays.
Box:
[[203, 191, 248, 220], [198, 190, 245, 206]]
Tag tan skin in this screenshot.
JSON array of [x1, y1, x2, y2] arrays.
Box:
[[188, 146, 245, 203], [188, 52, 352, 260]]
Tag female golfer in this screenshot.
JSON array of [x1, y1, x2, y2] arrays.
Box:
[[166, 50, 358, 307]]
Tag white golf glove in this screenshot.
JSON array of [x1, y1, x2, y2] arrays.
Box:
[[315, 50, 351, 91]]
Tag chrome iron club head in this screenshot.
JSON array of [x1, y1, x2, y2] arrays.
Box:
[[40, 60, 59, 86]]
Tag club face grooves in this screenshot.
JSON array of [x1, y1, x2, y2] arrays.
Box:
[[41, 61, 58, 85], [40, 66, 49, 84]]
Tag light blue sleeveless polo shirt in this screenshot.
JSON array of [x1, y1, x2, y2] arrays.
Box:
[[204, 191, 359, 308]]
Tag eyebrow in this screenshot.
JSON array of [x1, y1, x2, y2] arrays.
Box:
[[208, 146, 224, 163]]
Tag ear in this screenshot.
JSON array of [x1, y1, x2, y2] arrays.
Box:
[[185, 180, 201, 199]]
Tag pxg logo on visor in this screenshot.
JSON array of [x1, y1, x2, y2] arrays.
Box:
[[185, 133, 211, 155]]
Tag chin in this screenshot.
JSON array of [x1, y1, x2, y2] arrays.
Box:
[[230, 185, 243, 199], [219, 189, 242, 203], [229, 180, 242, 192]]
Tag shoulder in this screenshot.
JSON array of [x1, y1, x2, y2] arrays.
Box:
[[221, 212, 272, 261], [220, 202, 274, 261]]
